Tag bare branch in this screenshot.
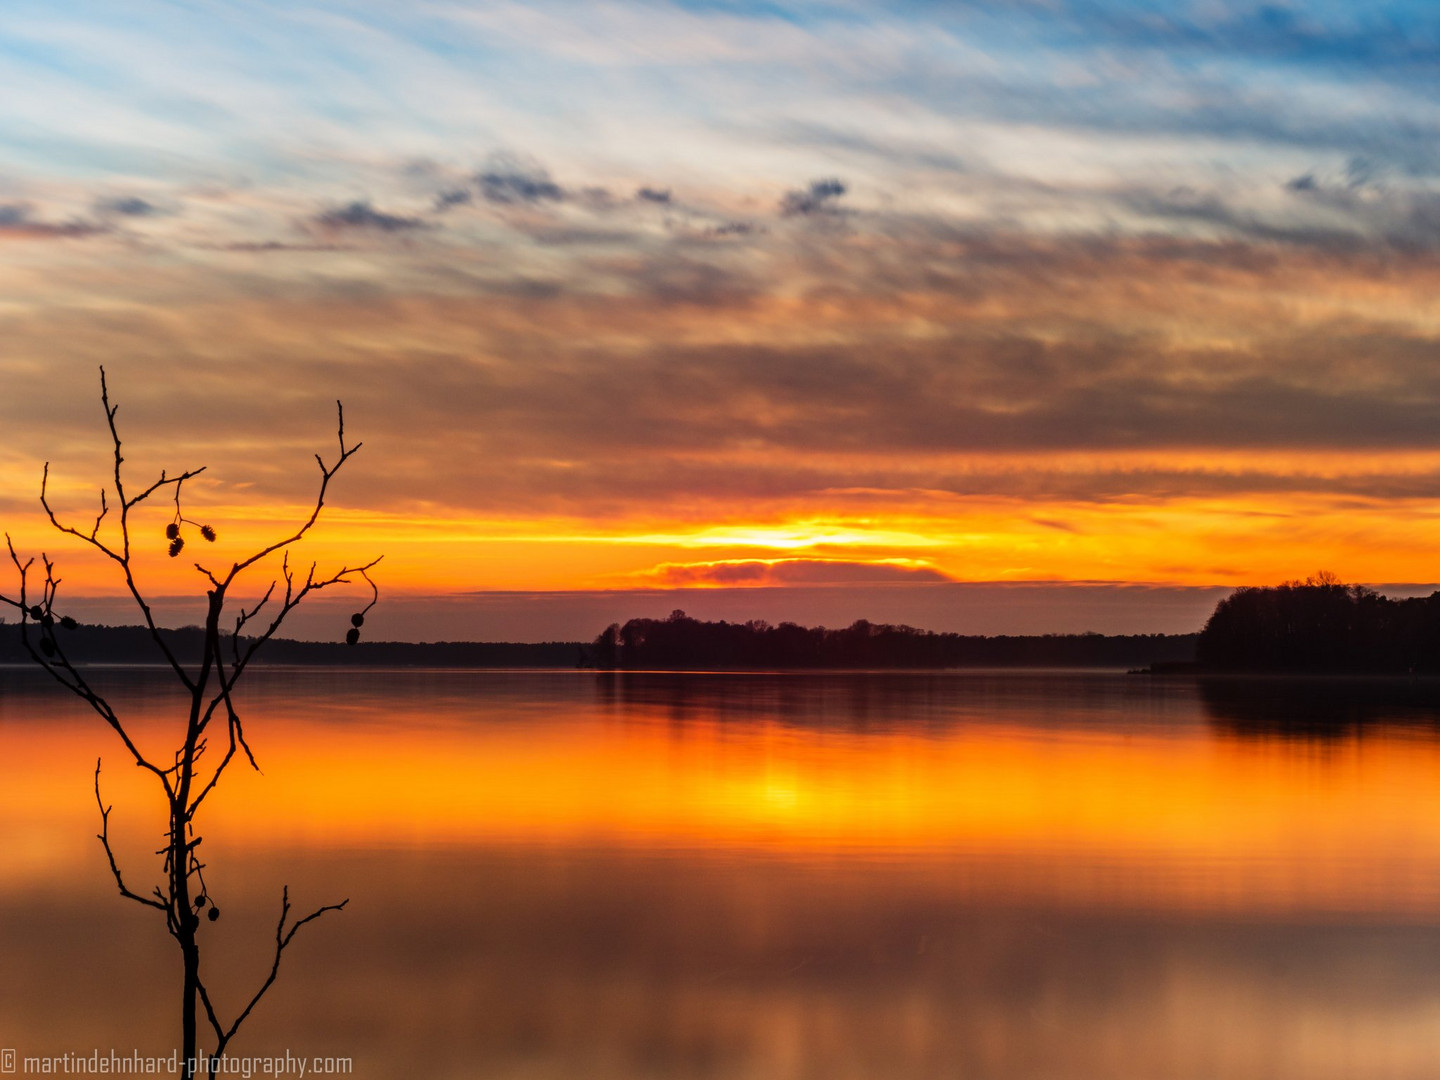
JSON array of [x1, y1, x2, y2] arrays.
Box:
[[40, 463, 122, 562], [208, 887, 348, 1063], [195, 977, 226, 1047], [3, 541, 172, 787], [354, 566, 379, 621], [223, 401, 361, 585], [94, 760, 168, 912], [35, 369, 204, 690], [230, 584, 277, 667], [188, 692, 252, 818], [222, 555, 383, 689], [7, 370, 376, 1070]]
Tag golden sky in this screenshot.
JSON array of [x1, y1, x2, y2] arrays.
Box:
[[4, 1, 1440, 637]]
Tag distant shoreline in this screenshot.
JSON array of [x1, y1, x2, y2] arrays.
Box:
[[0, 621, 1198, 670]]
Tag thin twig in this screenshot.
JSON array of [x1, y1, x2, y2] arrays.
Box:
[[94, 760, 168, 912], [206, 887, 348, 1067]]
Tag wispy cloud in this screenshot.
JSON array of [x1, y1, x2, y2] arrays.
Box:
[[0, 203, 104, 239], [432, 188, 473, 210], [94, 195, 160, 217], [311, 200, 426, 232], [779, 178, 847, 217], [628, 558, 952, 587], [476, 155, 565, 205]]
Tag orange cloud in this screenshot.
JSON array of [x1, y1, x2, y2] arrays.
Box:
[[7, 206, 1440, 623], [623, 557, 952, 588]]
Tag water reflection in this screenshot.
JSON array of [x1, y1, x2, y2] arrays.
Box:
[[3, 668, 1440, 1078], [1200, 674, 1440, 738]]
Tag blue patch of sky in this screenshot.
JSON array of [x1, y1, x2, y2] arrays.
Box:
[[0, 131, 192, 182], [4, 0, 1439, 188], [663, 0, 835, 25], [818, 0, 1440, 178], [882, 0, 1440, 78]]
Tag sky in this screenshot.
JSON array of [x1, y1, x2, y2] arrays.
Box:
[[3, 0, 1440, 640]]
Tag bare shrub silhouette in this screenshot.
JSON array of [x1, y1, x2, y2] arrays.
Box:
[[0, 368, 380, 1078]]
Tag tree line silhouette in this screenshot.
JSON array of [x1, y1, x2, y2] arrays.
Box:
[[0, 622, 578, 667], [1197, 573, 1440, 672], [23, 575, 1436, 675], [587, 610, 1196, 669], [4, 618, 1195, 670]]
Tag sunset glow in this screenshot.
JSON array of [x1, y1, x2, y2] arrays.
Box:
[[7, 678, 1440, 917], [4, 0, 1440, 637], [9, 11, 1440, 1079]]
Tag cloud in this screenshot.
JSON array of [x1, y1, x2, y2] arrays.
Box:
[[0, 203, 105, 239], [578, 186, 618, 210], [1122, 179, 1440, 253], [477, 156, 565, 204], [779, 178, 847, 217], [433, 188, 473, 210], [424, 155, 571, 212], [702, 221, 761, 238], [11, 0, 1440, 610], [630, 559, 953, 588], [311, 200, 425, 232], [18, 222, 1440, 516], [94, 196, 159, 217], [214, 241, 341, 252]]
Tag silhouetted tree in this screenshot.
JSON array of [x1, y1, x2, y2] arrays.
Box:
[[589, 612, 1195, 670], [1197, 572, 1440, 672], [592, 622, 620, 668], [0, 369, 380, 1078]]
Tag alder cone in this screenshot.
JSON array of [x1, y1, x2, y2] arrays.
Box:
[[207, 907, 220, 922], [351, 613, 364, 627], [345, 628, 360, 646], [165, 522, 179, 540], [168, 537, 184, 558], [200, 525, 216, 542], [28, 605, 42, 619], [60, 615, 77, 630]]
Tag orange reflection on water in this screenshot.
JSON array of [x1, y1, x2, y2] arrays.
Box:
[[5, 673, 1440, 918]]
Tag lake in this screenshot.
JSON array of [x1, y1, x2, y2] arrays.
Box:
[[3, 667, 1440, 1078]]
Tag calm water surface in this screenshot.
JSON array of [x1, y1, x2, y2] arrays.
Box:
[[3, 668, 1440, 1078]]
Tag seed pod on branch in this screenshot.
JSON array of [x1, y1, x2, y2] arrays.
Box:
[[6, 368, 369, 1065]]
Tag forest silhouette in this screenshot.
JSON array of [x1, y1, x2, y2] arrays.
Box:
[[588, 611, 1195, 670], [1197, 574, 1440, 673], [12, 576, 1440, 675]]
